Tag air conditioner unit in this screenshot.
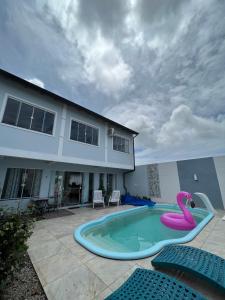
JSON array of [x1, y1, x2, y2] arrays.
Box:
[[108, 128, 114, 137]]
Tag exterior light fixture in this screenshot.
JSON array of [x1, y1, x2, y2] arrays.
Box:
[[193, 173, 198, 181]]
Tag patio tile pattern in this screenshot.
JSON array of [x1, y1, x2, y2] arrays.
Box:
[[27, 205, 225, 300]]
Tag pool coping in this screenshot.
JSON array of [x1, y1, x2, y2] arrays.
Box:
[[74, 204, 214, 260]]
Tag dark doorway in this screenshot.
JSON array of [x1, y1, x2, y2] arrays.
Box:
[[88, 173, 94, 203], [62, 172, 83, 206]]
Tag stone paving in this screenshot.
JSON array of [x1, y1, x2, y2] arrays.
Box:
[[27, 206, 225, 300]]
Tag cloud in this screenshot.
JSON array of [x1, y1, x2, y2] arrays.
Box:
[[0, 0, 84, 99], [77, 0, 129, 37], [105, 102, 225, 164], [35, 0, 132, 96], [104, 100, 159, 148], [81, 33, 132, 96], [137, 0, 187, 27], [27, 78, 45, 88], [158, 105, 225, 146]]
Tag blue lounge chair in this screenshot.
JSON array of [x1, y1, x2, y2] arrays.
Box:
[[152, 245, 225, 293], [105, 268, 206, 300]]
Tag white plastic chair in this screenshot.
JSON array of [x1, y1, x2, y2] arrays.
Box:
[[108, 190, 120, 206], [93, 190, 105, 208]]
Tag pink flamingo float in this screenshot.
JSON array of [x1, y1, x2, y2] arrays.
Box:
[[160, 191, 197, 231]]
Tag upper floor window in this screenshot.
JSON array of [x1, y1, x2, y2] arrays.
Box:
[[2, 97, 55, 135], [70, 120, 99, 146], [113, 135, 129, 153]]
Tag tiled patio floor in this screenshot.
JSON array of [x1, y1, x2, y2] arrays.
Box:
[[27, 206, 225, 300]]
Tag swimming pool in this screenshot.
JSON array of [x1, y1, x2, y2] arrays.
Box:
[[74, 203, 213, 260]]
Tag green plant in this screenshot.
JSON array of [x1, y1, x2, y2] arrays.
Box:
[[27, 203, 39, 215], [27, 202, 45, 219], [98, 177, 105, 196], [106, 187, 112, 201], [0, 210, 34, 289], [143, 196, 151, 200]]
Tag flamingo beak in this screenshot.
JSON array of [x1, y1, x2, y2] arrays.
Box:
[[190, 199, 195, 208]]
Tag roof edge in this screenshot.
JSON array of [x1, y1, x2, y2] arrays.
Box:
[[0, 68, 139, 135]]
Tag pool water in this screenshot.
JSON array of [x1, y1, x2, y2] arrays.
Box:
[[75, 204, 213, 259], [83, 208, 204, 253]]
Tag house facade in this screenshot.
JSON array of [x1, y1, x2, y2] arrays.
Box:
[[0, 69, 138, 211]]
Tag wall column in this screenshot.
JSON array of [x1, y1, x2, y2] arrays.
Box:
[[0, 163, 7, 198], [94, 173, 99, 190], [58, 104, 67, 157], [81, 173, 89, 204], [213, 156, 225, 209], [40, 169, 52, 198], [158, 162, 180, 203], [103, 173, 107, 191], [48, 170, 57, 197]]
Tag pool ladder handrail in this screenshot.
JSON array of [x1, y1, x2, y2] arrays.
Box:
[[194, 192, 216, 215]]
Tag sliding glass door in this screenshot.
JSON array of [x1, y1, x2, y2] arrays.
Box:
[[1, 168, 42, 200], [61, 172, 83, 206]]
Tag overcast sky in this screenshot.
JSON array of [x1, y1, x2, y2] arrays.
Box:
[[0, 0, 225, 164]]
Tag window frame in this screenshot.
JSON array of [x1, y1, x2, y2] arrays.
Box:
[[0, 93, 57, 136], [112, 134, 130, 154], [69, 117, 100, 147]]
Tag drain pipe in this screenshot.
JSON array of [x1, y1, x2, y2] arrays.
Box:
[[123, 133, 138, 194]]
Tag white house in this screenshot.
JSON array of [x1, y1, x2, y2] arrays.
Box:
[[0, 69, 138, 210]]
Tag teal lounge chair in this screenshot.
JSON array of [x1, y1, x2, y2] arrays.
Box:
[[152, 245, 225, 293], [105, 268, 206, 300]]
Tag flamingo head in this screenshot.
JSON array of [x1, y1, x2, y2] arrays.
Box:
[[184, 192, 195, 208], [179, 191, 195, 208], [181, 191, 192, 200]]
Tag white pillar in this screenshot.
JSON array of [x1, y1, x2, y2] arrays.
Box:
[[40, 169, 52, 197], [58, 104, 67, 157], [81, 173, 89, 203], [117, 173, 125, 194], [49, 170, 57, 197], [0, 164, 7, 198], [94, 173, 99, 190], [213, 156, 225, 209]]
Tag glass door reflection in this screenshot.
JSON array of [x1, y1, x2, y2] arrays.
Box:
[[62, 172, 83, 206]]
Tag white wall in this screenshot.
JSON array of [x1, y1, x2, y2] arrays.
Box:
[[213, 156, 225, 209], [158, 162, 180, 203], [126, 165, 149, 197], [126, 163, 180, 201], [124, 156, 225, 208]]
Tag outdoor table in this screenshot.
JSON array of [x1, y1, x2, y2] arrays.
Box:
[[31, 198, 49, 215]]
